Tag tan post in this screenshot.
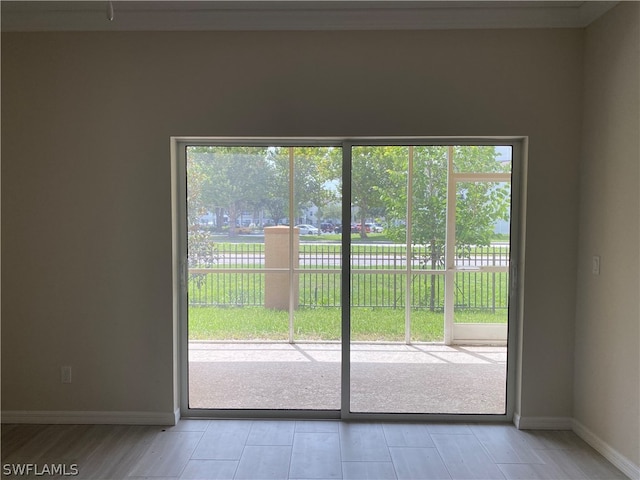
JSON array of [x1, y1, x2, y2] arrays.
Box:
[[264, 226, 299, 310]]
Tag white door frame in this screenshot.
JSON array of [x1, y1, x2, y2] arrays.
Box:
[[171, 136, 527, 422]]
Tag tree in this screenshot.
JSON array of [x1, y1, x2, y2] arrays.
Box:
[[380, 145, 510, 310], [185, 150, 219, 276], [383, 145, 509, 260], [351, 146, 404, 237], [186, 153, 209, 228], [384, 146, 449, 270], [265, 147, 339, 225], [452, 146, 511, 249], [188, 145, 339, 236], [189, 146, 273, 236]]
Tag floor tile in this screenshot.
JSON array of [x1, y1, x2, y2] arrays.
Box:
[[497, 463, 574, 480], [192, 421, 251, 460], [389, 447, 451, 479], [519, 430, 589, 450], [167, 420, 211, 432], [535, 448, 628, 480], [565, 447, 628, 479], [534, 449, 591, 479], [179, 459, 238, 479], [289, 432, 342, 479], [246, 420, 295, 446], [340, 423, 391, 462], [426, 423, 472, 435], [342, 461, 397, 479], [2, 421, 629, 480], [78, 425, 158, 479], [128, 431, 203, 477], [234, 445, 292, 480], [470, 424, 544, 464], [431, 434, 505, 479], [296, 420, 340, 433], [383, 423, 435, 447]]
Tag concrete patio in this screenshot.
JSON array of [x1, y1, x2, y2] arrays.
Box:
[[188, 342, 507, 414]]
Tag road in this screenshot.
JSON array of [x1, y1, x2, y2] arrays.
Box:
[[206, 248, 510, 269]]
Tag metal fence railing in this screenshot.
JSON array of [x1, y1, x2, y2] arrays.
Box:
[[188, 243, 509, 312]]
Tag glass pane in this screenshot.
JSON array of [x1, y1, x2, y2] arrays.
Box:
[[454, 271, 509, 324], [350, 144, 410, 345], [290, 146, 341, 406], [186, 141, 513, 414], [412, 146, 448, 271], [350, 144, 510, 415], [410, 274, 445, 342], [451, 177, 510, 415], [350, 146, 409, 412], [452, 145, 512, 173], [187, 145, 342, 411], [351, 273, 406, 342], [456, 181, 511, 248], [350, 145, 407, 248]]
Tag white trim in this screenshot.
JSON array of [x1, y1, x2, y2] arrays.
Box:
[[0, 1, 618, 32], [1, 410, 177, 426], [452, 323, 508, 343], [572, 419, 640, 480], [513, 412, 521, 428], [514, 414, 640, 478], [404, 146, 414, 344], [444, 146, 456, 345], [514, 414, 573, 430], [176, 136, 524, 419]]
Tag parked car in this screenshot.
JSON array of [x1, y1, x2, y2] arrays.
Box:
[[295, 224, 319, 235], [366, 223, 384, 233], [320, 222, 335, 233], [352, 224, 370, 233]]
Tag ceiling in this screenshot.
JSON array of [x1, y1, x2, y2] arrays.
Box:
[[1, 1, 618, 32]]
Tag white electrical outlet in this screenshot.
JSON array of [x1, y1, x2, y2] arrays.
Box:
[[592, 255, 600, 276], [61, 366, 72, 384]]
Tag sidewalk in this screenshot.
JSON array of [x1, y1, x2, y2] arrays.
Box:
[[188, 342, 507, 414]]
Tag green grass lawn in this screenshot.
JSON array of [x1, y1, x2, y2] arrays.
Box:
[[188, 306, 506, 342], [188, 270, 509, 312], [188, 238, 509, 342]]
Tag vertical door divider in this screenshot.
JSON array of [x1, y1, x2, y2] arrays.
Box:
[[341, 142, 352, 418]]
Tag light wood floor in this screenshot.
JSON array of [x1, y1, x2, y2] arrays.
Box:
[[1, 420, 628, 479]]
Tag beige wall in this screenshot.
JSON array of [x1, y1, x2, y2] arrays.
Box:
[[575, 2, 640, 468], [2, 29, 584, 418]]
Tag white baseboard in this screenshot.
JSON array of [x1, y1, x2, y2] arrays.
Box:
[[513, 415, 639, 479], [572, 419, 640, 480], [513, 414, 573, 430], [1, 410, 177, 426]]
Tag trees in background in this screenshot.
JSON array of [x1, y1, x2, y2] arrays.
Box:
[[381, 145, 510, 310], [189, 146, 337, 236], [383, 145, 509, 268], [187, 145, 510, 252]]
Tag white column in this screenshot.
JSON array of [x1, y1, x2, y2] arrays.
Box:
[[405, 146, 414, 344], [444, 146, 456, 345]]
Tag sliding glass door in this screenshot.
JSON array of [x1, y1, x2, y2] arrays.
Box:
[[176, 138, 519, 418], [349, 144, 512, 414], [185, 144, 342, 411]]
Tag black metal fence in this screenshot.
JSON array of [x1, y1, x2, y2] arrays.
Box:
[[188, 243, 509, 312]]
